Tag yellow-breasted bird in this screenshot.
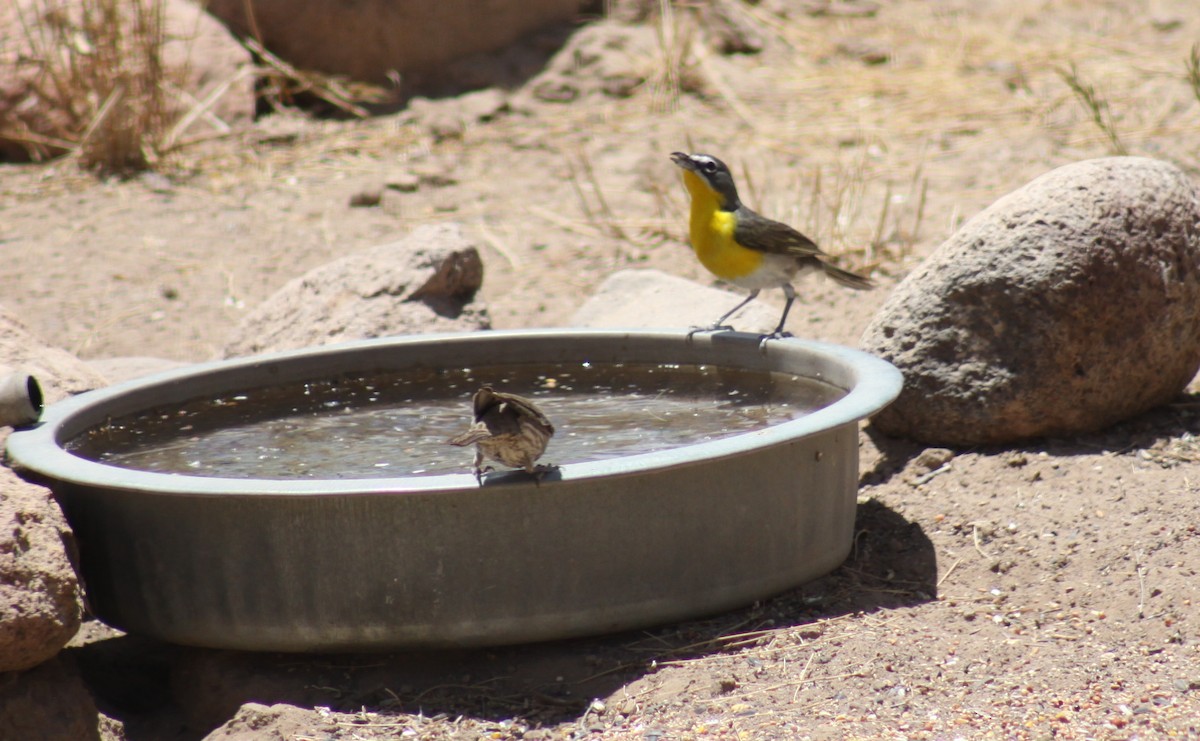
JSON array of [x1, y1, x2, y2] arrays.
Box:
[[447, 386, 555, 482], [670, 152, 873, 338]]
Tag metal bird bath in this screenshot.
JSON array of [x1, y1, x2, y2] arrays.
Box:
[[5, 330, 901, 651]]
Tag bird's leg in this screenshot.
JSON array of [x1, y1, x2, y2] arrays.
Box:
[[759, 285, 797, 350], [472, 448, 487, 484], [769, 285, 797, 338], [713, 289, 761, 328], [687, 290, 760, 339]]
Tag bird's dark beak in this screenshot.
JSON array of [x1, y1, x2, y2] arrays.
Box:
[[670, 151, 696, 171]]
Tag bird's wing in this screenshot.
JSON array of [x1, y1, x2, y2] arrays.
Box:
[[500, 395, 555, 435], [732, 208, 825, 258], [735, 207, 874, 289]]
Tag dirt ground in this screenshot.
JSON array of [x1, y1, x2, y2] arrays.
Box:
[[4, 1, 1200, 738]]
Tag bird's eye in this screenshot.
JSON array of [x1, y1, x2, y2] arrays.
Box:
[[702, 161, 717, 173]]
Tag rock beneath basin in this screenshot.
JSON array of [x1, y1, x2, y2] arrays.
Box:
[[861, 157, 1200, 445], [0, 306, 98, 673], [223, 223, 490, 358], [0, 467, 83, 674], [0, 655, 101, 740]]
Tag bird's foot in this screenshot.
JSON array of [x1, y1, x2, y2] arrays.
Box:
[[473, 465, 495, 485], [686, 323, 736, 342], [529, 463, 559, 485], [757, 330, 793, 352]]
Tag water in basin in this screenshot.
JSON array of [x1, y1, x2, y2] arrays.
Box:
[[68, 362, 844, 479]]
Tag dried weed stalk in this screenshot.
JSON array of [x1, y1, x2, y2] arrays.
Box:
[[1186, 43, 1200, 107], [8, 0, 172, 175], [1058, 62, 1128, 156], [646, 0, 702, 112]]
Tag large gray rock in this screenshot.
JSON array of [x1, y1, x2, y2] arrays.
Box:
[[223, 223, 490, 358], [0, 467, 82, 674], [861, 157, 1200, 445], [203, 0, 582, 87]]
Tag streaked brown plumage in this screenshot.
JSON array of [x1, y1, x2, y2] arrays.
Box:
[[447, 386, 555, 482]]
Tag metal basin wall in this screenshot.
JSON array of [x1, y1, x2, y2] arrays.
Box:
[[5, 330, 902, 651]]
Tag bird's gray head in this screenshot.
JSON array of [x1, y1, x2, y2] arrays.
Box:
[[669, 152, 741, 208]]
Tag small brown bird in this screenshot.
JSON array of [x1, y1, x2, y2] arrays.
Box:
[[447, 386, 556, 482]]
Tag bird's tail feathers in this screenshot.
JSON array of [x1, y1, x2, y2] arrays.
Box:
[[822, 261, 874, 290]]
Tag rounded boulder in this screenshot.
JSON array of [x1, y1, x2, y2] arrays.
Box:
[[861, 157, 1200, 445]]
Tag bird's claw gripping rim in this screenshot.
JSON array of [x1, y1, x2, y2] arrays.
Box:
[[757, 330, 793, 352]]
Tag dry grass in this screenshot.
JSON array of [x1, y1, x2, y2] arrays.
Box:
[[1186, 43, 1200, 107], [644, 0, 702, 113], [7, 0, 172, 175], [2, 0, 388, 176], [1058, 62, 1128, 156]]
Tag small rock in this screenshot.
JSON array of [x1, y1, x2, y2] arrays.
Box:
[[223, 223, 490, 357], [911, 447, 954, 473], [387, 173, 421, 193], [862, 157, 1200, 445], [139, 171, 174, 194], [411, 160, 459, 188], [801, 0, 880, 18], [601, 74, 643, 99], [835, 38, 891, 65], [1151, 16, 1183, 32], [428, 114, 466, 142], [348, 189, 383, 208], [532, 77, 580, 103], [203, 702, 334, 740], [456, 88, 510, 123], [700, 1, 764, 55], [982, 60, 1028, 92]]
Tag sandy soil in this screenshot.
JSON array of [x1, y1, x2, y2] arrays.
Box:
[[5, 1, 1200, 738]]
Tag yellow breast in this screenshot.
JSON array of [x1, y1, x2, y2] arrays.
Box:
[[681, 170, 763, 281]]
